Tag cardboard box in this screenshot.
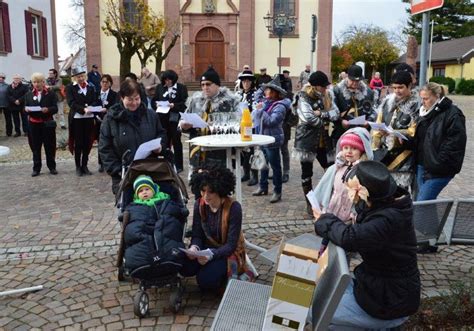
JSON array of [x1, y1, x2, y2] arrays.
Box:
[[262, 243, 320, 331]]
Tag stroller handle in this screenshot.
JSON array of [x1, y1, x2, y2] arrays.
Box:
[[122, 150, 132, 166]]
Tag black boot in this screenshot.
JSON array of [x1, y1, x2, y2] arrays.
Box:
[[82, 154, 92, 175], [247, 170, 259, 186], [76, 167, 83, 177], [302, 179, 313, 216]]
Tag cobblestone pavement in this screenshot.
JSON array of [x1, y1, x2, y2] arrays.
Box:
[[0, 96, 473, 330]]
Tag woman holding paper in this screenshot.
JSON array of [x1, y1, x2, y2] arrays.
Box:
[[181, 164, 253, 292], [67, 68, 100, 176], [313, 160, 420, 330], [152, 70, 188, 173], [24, 72, 58, 177], [99, 80, 167, 195]]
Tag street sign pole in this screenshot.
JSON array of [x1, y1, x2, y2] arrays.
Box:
[[419, 11, 430, 88]]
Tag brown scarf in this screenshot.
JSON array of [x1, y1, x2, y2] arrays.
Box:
[[198, 197, 247, 273]]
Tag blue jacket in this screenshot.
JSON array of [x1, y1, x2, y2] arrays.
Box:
[[254, 97, 291, 148]]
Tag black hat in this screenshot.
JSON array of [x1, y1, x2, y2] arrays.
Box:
[[394, 63, 415, 75], [260, 68, 267, 72], [262, 75, 287, 96], [348, 65, 363, 81], [282, 70, 290, 74], [238, 70, 255, 81], [391, 71, 412, 87], [308, 71, 330, 87], [201, 67, 221, 86], [350, 161, 397, 201], [71, 67, 86, 77], [92, 64, 98, 69]]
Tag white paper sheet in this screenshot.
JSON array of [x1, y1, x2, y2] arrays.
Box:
[[133, 138, 162, 161], [367, 122, 408, 140], [156, 101, 170, 114], [179, 248, 214, 258], [87, 106, 103, 113], [305, 190, 321, 213], [179, 112, 208, 129], [25, 106, 42, 112], [348, 115, 366, 126], [386, 126, 408, 140], [73, 112, 95, 119]]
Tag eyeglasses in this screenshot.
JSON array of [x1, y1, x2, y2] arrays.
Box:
[[201, 82, 212, 87]]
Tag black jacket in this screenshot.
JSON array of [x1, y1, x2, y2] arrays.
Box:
[[152, 83, 188, 125], [95, 89, 118, 121], [66, 83, 100, 124], [7, 83, 29, 111], [415, 97, 466, 178], [98, 102, 167, 176], [315, 188, 420, 320], [24, 90, 58, 123]]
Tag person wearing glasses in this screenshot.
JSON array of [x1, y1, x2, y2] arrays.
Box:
[[179, 66, 239, 179]]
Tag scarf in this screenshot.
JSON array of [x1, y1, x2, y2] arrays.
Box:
[[198, 197, 248, 274], [419, 99, 440, 117], [133, 190, 170, 206], [79, 82, 87, 89], [33, 87, 48, 97]]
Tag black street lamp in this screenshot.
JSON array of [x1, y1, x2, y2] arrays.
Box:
[[264, 11, 297, 74]]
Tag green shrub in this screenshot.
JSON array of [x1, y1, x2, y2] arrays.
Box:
[[61, 76, 72, 87], [429, 76, 456, 93], [456, 79, 474, 95]]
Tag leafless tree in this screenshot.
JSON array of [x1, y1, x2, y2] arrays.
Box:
[[63, 0, 85, 50]]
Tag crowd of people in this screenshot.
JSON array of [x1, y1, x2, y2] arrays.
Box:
[[0, 60, 468, 329]]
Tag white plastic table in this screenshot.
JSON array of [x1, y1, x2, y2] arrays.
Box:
[[187, 134, 275, 203]]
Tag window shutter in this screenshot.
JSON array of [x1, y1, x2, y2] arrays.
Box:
[[1, 3, 12, 52], [41, 17, 48, 57], [24, 11, 33, 56]]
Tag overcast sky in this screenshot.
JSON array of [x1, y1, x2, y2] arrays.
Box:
[[55, 0, 411, 59]]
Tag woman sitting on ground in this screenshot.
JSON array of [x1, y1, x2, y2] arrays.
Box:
[[181, 164, 254, 292], [313, 160, 420, 330]]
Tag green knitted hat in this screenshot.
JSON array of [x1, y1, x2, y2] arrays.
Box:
[[133, 175, 157, 196]]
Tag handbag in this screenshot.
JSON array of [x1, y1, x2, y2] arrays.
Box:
[[250, 147, 268, 171]]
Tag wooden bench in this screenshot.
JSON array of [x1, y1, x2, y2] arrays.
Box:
[[211, 239, 351, 331]]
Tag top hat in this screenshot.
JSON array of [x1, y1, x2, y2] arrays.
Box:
[[350, 160, 398, 201], [238, 70, 256, 81], [262, 75, 287, 96], [348, 65, 363, 81]]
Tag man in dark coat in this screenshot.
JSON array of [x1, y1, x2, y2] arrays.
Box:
[[7, 74, 29, 136], [87, 64, 101, 91], [256, 68, 272, 88], [314, 161, 420, 329]]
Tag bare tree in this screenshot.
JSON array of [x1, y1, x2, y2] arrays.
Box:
[[63, 0, 85, 50]]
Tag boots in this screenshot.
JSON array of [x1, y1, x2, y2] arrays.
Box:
[[302, 179, 313, 216], [247, 170, 259, 186]]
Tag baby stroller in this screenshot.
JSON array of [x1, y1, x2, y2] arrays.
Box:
[[115, 155, 189, 318]]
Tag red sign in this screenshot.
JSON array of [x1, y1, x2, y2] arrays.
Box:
[[411, 0, 444, 15]]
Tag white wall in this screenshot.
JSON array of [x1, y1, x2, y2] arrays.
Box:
[[0, 0, 55, 82]]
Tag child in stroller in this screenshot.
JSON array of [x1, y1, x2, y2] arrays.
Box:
[[119, 171, 189, 317]]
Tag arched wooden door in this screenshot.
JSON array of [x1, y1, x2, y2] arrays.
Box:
[[195, 27, 225, 81]]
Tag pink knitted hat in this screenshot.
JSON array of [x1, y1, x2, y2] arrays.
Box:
[[339, 133, 365, 152]]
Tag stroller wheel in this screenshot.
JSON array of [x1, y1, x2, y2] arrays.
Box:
[[133, 291, 149, 318], [169, 289, 182, 313]]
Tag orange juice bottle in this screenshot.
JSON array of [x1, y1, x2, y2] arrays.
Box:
[[240, 107, 253, 141]]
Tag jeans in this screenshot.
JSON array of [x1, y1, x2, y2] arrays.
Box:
[[329, 279, 408, 330], [280, 139, 290, 174], [260, 146, 282, 194], [180, 257, 227, 291], [416, 165, 452, 201]]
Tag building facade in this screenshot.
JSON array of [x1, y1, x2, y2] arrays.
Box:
[[84, 0, 333, 82], [0, 0, 58, 81]]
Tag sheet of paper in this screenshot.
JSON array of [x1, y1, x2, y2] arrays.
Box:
[[156, 101, 170, 114], [133, 137, 162, 161], [387, 127, 408, 140], [25, 106, 42, 112], [367, 121, 389, 131], [348, 115, 366, 126], [73, 112, 94, 119], [305, 190, 321, 213], [179, 112, 208, 129], [87, 106, 103, 113], [178, 248, 214, 258]]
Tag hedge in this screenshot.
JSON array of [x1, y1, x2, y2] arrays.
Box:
[[455, 79, 474, 95], [429, 76, 455, 93]]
